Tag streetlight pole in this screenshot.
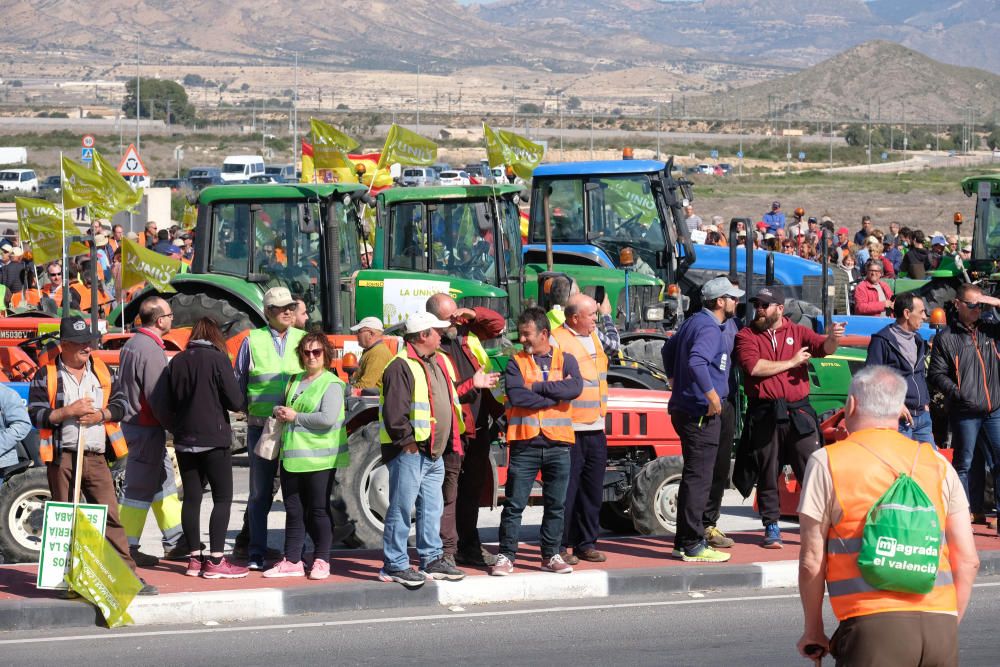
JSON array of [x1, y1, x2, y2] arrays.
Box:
[[136, 33, 141, 153], [293, 51, 299, 172], [656, 102, 661, 159], [416, 64, 421, 134]]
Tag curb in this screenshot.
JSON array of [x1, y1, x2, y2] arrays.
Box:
[[4, 550, 1000, 631]]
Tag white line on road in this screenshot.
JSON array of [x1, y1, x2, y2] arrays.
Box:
[[5, 582, 1000, 646]]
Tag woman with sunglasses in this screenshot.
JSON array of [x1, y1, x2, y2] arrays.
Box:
[[263, 332, 349, 580]]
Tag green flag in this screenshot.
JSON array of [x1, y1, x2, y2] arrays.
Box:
[[181, 203, 197, 231], [484, 123, 544, 180], [61, 156, 107, 211], [92, 149, 142, 214], [15, 197, 89, 263], [122, 238, 181, 293], [604, 179, 659, 227], [68, 507, 142, 628], [377, 123, 437, 169], [310, 119, 359, 168]]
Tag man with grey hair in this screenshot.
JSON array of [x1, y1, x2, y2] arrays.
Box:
[[796, 365, 979, 665]]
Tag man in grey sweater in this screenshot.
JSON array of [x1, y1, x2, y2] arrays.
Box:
[[118, 297, 186, 564]]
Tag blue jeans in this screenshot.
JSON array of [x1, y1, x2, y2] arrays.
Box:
[[951, 408, 1000, 517], [246, 425, 279, 559], [382, 451, 445, 571], [498, 444, 571, 561], [899, 410, 936, 449]]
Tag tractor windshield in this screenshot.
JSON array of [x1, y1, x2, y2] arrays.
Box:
[[207, 198, 359, 319], [532, 174, 667, 261], [974, 193, 1000, 260], [388, 199, 505, 286]]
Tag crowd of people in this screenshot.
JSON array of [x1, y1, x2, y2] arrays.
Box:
[[685, 201, 971, 316]]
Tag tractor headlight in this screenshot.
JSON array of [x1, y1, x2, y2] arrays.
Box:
[[645, 305, 665, 322]]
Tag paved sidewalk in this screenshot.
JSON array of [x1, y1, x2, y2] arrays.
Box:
[[2, 518, 998, 631]]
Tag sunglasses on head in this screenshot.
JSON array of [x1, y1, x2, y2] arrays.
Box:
[[302, 348, 324, 358]]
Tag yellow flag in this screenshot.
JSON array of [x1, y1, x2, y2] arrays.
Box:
[[181, 203, 197, 231], [15, 197, 89, 263], [484, 123, 544, 180], [121, 238, 181, 293], [92, 150, 142, 214], [377, 124, 437, 169], [300, 141, 315, 183], [310, 119, 359, 168], [61, 157, 107, 211]]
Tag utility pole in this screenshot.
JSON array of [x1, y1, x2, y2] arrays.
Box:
[[416, 63, 421, 134], [136, 33, 141, 153], [656, 102, 661, 159], [590, 112, 594, 160], [867, 97, 872, 171], [293, 51, 299, 171]]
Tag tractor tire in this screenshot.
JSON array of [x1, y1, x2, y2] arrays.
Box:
[[329, 422, 393, 549], [629, 455, 684, 535], [599, 499, 637, 535], [168, 293, 254, 337], [783, 299, 821, 330], [621, 338, 666, 373], [0, 467, 50, 563]]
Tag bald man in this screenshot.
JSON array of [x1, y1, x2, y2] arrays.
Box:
[[118, 297, 187, 564], [552, 292, 618, 564], [426, 292, 506, 566]]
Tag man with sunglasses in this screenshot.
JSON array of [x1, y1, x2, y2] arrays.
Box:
[[41, 261, 80, 311], [734, 285, 845, 549], [118, 297, 186, 565], [233, 286, 305, 569], [661, 277, 743, 562], [928, 283, 1000, 533]]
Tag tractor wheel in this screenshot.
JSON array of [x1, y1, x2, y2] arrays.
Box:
[[0, 467, 50, 563], [783, 299, 822, 330], [168, 293, 254, 337], [629, 455, 684, 535], [599, 499, 637, 535], [330, 422, 396, 549]]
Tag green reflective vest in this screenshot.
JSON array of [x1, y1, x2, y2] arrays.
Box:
[[247, 327, 305, 418], [379, 350, 465, 445], [547, 306, 566, 330], [466, 332, 504, 404], [281, 371, 349, 472]]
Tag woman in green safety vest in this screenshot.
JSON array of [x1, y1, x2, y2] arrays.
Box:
[[262, 332, 349, 581]]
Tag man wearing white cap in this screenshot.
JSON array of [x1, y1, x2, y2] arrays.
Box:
[[378, 311, 497, 587], [349, 316, 393, 390], [232, 285, 305, 569]]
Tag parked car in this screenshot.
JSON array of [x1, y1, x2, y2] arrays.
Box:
[[0, 169, 38, 193], [718, 163, 733, 175], [124, 174, 150, 190], [463, 163, 487, 179], [694, 164, 714, 175], [264, 164, 295, 183], [401, 167, 436, 187], [187, 167, 223, 191], [221, 155, 265, 183], [152, 178, 191, 193], [438, 170, 471, 186], [247, 174, 281, 185], [38, 175, 61, 193]]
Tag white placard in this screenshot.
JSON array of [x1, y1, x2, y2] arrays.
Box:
[[37, 502, 107, 590], [381, 278, 451, 325], [690, 229, 707, 245]]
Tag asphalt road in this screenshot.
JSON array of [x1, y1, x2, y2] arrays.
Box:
[[2, 579, 998, 666]]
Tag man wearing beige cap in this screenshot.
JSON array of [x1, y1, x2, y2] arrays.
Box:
[[233, 285, 305, 569], [349, 316, 393, 390]]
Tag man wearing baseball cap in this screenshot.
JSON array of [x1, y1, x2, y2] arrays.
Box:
[[378, 311, 498, 587], [734, 286, 845, 549], [763, 201, 785, 235], [232, 286, 306, 569], [349, 316, 393, 390], [660, 277, 743, 562]]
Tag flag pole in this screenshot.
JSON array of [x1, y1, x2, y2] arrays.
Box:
[[59, 152, 70, 319]]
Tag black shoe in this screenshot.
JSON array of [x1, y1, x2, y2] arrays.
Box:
[[378, 568, 426, 588], [421, 557, 466, 581], [130, 547, 159, 567], [455, 547, 498, 567], [137, 579, 159, 596], [163, 542, 205, 562]]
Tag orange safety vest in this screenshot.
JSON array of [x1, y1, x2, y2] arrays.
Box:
[[71, 282, 113, 316], [38, 355, 128, 463], [506, 348, 574, 444], [825, 429, 957, 621], [10, 289, 41, 308], [552, 325, 608, 422]]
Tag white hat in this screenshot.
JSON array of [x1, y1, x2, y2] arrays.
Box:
[[350, 316, 384, 332], [10, 246, 23, 258], [263, 286, 295, 308], [404, 311, 450, 334]]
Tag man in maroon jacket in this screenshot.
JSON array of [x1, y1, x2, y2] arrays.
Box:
[[733, 285, 844, 549], [426, 292, 506, 567]]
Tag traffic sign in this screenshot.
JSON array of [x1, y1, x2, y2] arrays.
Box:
[[710, 149, 719, 159], [798, 151, 806, 161], [736, 151, 743, 159], [82, 134, 95, 149], [881, 152, 888, 161], [117, 143, 148, 177], [81, 147, 94, 163]]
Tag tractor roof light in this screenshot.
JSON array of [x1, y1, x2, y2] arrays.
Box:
[[954, 212, 963, 226], [622, 146, 634, 160], [342, 351, 359, 371], [619, 247, 635, 267], [929, 307, 947, 328], [666, 283, 681, 297]]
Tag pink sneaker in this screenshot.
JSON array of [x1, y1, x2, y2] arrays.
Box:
[[202, 557, 249, 579], [262, 558, 305, 578], [309, 559, 330, 580], [185, 556, 203, 577]]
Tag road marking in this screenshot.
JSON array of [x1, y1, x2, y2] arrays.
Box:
[[3, 581, 998, 645]]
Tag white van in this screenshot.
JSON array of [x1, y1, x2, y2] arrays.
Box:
[[221, 155, 265, 183], [0, 168, 38, 192]]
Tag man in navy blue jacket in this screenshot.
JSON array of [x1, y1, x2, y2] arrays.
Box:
[[661, 277, 743, 562], [865, 292, 934, 445]]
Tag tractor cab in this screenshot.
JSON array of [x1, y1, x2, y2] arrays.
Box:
[[964, 175, 1000, 280]]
